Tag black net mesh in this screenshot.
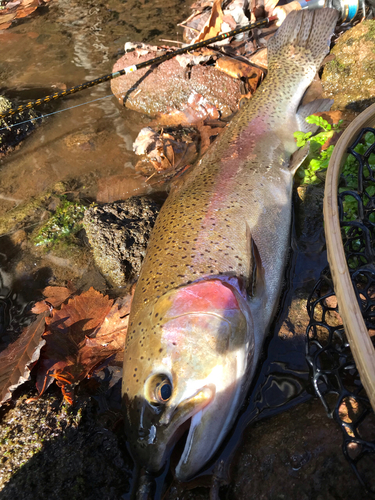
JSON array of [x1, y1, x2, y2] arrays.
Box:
[[306, 127, 375, 494]]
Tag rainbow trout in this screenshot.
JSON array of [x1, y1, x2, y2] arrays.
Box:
[[122, 9, 338, 481]]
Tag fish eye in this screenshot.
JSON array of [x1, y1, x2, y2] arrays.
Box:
[[145, 374, 173, 405], [156, 380, 172, 402]]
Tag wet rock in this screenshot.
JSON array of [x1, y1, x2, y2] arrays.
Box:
[[64, 131, 96, 152], [322, 20, 375, 112], [83, 197, 160, 287], [111, 48, 243, 119]]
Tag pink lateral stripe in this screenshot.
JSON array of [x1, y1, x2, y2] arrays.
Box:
[[168, 280, 240, 316]]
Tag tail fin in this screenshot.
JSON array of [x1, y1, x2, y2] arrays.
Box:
[[267, 9, 338, 72]]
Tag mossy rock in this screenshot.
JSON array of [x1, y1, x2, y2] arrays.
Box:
[[322, 20, 375, 112]]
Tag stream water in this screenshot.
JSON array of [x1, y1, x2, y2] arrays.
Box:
[[0, 2, 372, 499], [0, 0, 191, 340]]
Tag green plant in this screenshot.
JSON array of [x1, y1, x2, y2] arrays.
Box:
[[339, 131, 375, 225], [295, 118, 375, 270], [34, 196, 87, 247], [294, 115, 343, 185]]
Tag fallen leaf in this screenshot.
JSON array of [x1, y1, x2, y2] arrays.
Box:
[[194, 0, 226, 42], [0, 312, 48, 406], [134, 126, 199, 176], [215, 56, 263, 94], [248, 47, 268, 70], [0, 0, 52, 30], [0, 12, 16, 29], [32, 285, 75, 314], [15, 3, 38, 19], [35, 288, 131, 403]]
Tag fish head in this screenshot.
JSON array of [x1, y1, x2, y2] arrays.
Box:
[[122, 279, 254, 481]]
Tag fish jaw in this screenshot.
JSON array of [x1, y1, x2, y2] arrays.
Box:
[[122, 279, 254, 478]]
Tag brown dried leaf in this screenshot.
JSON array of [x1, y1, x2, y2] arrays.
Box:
[[45, 287, 113, 332], [15, 3, 38, 18], [0, 12, 16, 29], [134, 127, 198, 176], [195, 0, 225, 42], [0, 313, 48, 406], [196, 123, 224, 155], [215, 56, 264, 90], [0, 0, 50, 30], [32, 285, 75, 314], [248, 48, 268, 70], [35, 289, 131, 403], [80, 295, 131, 371]]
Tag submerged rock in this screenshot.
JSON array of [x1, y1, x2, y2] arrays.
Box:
[[83, 197, 160, 287], [322, 20, 375, 112]]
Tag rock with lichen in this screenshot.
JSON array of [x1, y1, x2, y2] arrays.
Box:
[[322, 20, 375, 112]]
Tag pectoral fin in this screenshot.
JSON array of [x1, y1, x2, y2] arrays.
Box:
[[246, 223, 265, 297]]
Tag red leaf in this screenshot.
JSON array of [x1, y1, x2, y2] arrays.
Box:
[[0, 312, 48, 406], [32, 285, 74, 314], [35, 289, 131, 403], [45, 287, 113, 332]]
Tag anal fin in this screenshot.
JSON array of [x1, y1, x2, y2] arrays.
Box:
[[289, 142, 310, 176]]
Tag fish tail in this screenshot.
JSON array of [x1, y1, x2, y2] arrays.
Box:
[[267, 9, 338, 75]]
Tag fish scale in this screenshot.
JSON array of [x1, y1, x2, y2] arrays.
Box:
[[122, 8, 339, 482]]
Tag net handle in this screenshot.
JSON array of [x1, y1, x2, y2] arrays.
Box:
[[324, 102, 375, 412]]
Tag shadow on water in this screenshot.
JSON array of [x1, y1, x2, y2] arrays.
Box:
[[0, 234, 53, 348]]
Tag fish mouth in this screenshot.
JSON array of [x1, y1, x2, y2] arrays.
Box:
[[169, 417, 192, 472], [173, 410, 203, 480], [168, 410, 203, 481], [147, 387, 213, 479]]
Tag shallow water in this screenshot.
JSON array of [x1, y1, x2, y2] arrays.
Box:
[[0, 0, 191, 216], [0, 0, 191, 335]]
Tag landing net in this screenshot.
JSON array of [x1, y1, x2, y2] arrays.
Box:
[[306, 127, 375, 493]]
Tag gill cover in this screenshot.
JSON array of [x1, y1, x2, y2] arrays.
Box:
[[122, 279, 253, 480]]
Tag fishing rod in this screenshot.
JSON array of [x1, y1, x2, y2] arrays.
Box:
[[0, 15, 278, 120]]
